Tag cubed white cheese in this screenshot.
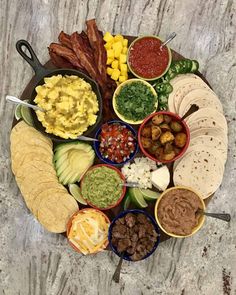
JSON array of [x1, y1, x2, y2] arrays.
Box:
[[151, 166, 170, 191]]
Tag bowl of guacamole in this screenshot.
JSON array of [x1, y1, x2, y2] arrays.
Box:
[[80, 164, 126, 210]]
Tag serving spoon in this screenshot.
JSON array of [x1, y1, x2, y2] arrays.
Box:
[[198, 210, 231, 222], [6, 95, 99, 142], [160, 32, 177, 50], [181, 104, 199, 121], [112, 252, 124, 283], [6, 95, 45, 112], [119, 182, 140, 188]]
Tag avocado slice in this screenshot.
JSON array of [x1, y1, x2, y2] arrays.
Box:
[[54, 141, 95, 185]]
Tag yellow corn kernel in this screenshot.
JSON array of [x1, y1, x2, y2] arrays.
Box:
[[111, 69, 120, 81], [111, 60, 119, 69], [106, 58, 113, 65], [114, 34, 124, 42], [122, 39, 128, 47], [120, 64, 128, 75], [122, 47, 128, 54], [106, 67, 114, 76], [119, 75, 127, 83], [119, 54, 127, 65], [104, 42, 112, 50], [103, 32, 114, 43], [107, 49, 114, 59]]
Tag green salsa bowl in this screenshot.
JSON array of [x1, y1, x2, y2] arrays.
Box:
[[80, 164, 126, 210]]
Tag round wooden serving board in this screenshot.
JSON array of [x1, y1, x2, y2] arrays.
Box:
[[13, 35, 213, 242]]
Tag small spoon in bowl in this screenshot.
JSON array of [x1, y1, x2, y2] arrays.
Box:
[[198, 209, 231, 222], [6, 95, 45, 112], [160, 32, 177, 50], [119, 182, 140, 188]]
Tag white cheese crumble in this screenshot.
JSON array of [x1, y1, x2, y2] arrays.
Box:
[[121, 157, 157, 189]]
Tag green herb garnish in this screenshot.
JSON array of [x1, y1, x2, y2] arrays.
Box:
[[115, 82, 157, 121]]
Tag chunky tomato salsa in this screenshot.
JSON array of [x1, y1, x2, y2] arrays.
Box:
[[99, 123, 136, 163], [128, 37, 170, 79]]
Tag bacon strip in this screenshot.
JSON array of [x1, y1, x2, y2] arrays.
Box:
[[48, 20, 118, 118], [58, 31, 72, 49], [71, 32, 104, 86], [49, 43, 83, 70], [79, 31, 94, 57], [86, 19, 107, 80], [49, 49, 74, 69]]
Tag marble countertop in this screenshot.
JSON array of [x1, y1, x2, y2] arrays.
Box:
[[0, 0, 236, 294]]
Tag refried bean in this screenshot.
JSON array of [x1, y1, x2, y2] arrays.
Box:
[[157, 188, 203, 236]]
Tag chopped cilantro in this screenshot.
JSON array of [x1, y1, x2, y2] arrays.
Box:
[[115, 82, 157, 121]]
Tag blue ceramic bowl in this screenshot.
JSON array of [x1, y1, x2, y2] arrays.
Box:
[[108, 209, 160, 261], [93, 120, 138, 166]]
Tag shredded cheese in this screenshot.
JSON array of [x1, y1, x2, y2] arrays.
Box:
[[68, 209, 109, 255]]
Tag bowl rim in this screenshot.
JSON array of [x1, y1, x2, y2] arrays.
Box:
[[108, 209, 160, 261], [138, 111, 190, 163], [80, 164, 126, 210], [93, 119, 139, 166], [66, 208, 110, 254], [127, 35, 172, 81], [112, 78, 158, 125], [154, 186, 206, 238]]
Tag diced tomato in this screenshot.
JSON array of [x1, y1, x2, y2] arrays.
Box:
[[99, 123, 136, 163]]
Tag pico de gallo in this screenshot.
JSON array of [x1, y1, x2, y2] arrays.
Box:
[[99, 123, 136, 163]]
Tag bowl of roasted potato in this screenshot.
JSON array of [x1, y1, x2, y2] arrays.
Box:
[[138, 111, 190, 163]]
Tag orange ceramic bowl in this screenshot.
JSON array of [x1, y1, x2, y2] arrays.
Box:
[[138, 111, 190, 163], [66, 208, 110, 254], [80, 164, 126, 210]]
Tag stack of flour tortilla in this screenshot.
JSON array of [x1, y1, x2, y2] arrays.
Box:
[[168, 74, 228, 199]]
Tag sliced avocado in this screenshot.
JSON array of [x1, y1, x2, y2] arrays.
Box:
[[55, 142, 92, 155], [54, 141, 95, 185], [60, 166, 74, 185]]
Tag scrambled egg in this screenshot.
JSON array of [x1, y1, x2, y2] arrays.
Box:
[[34, 75, 99, 139]]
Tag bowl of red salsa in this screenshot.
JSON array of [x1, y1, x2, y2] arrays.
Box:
[[93, 120, 138, 166], [127, 36, 172, 81]]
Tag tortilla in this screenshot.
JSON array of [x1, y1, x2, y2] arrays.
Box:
[[178, 89, 223, 116], [185, 108, 227, 131], [187, 117, 227, 134], [37, 193, 78, 233], [31, 187, 68, 217], [173, 148, 224, 199], [15, 161, 57, 179], [168, 74, 210, 113], [22, 181, 66, 211], [190, 127, 228, 146], [10, 121, 79, 233], [174, 144, 226, 171], [10, 121, 52, 149], [190, 136, 227, 163], [12, 150, 53, 175]]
